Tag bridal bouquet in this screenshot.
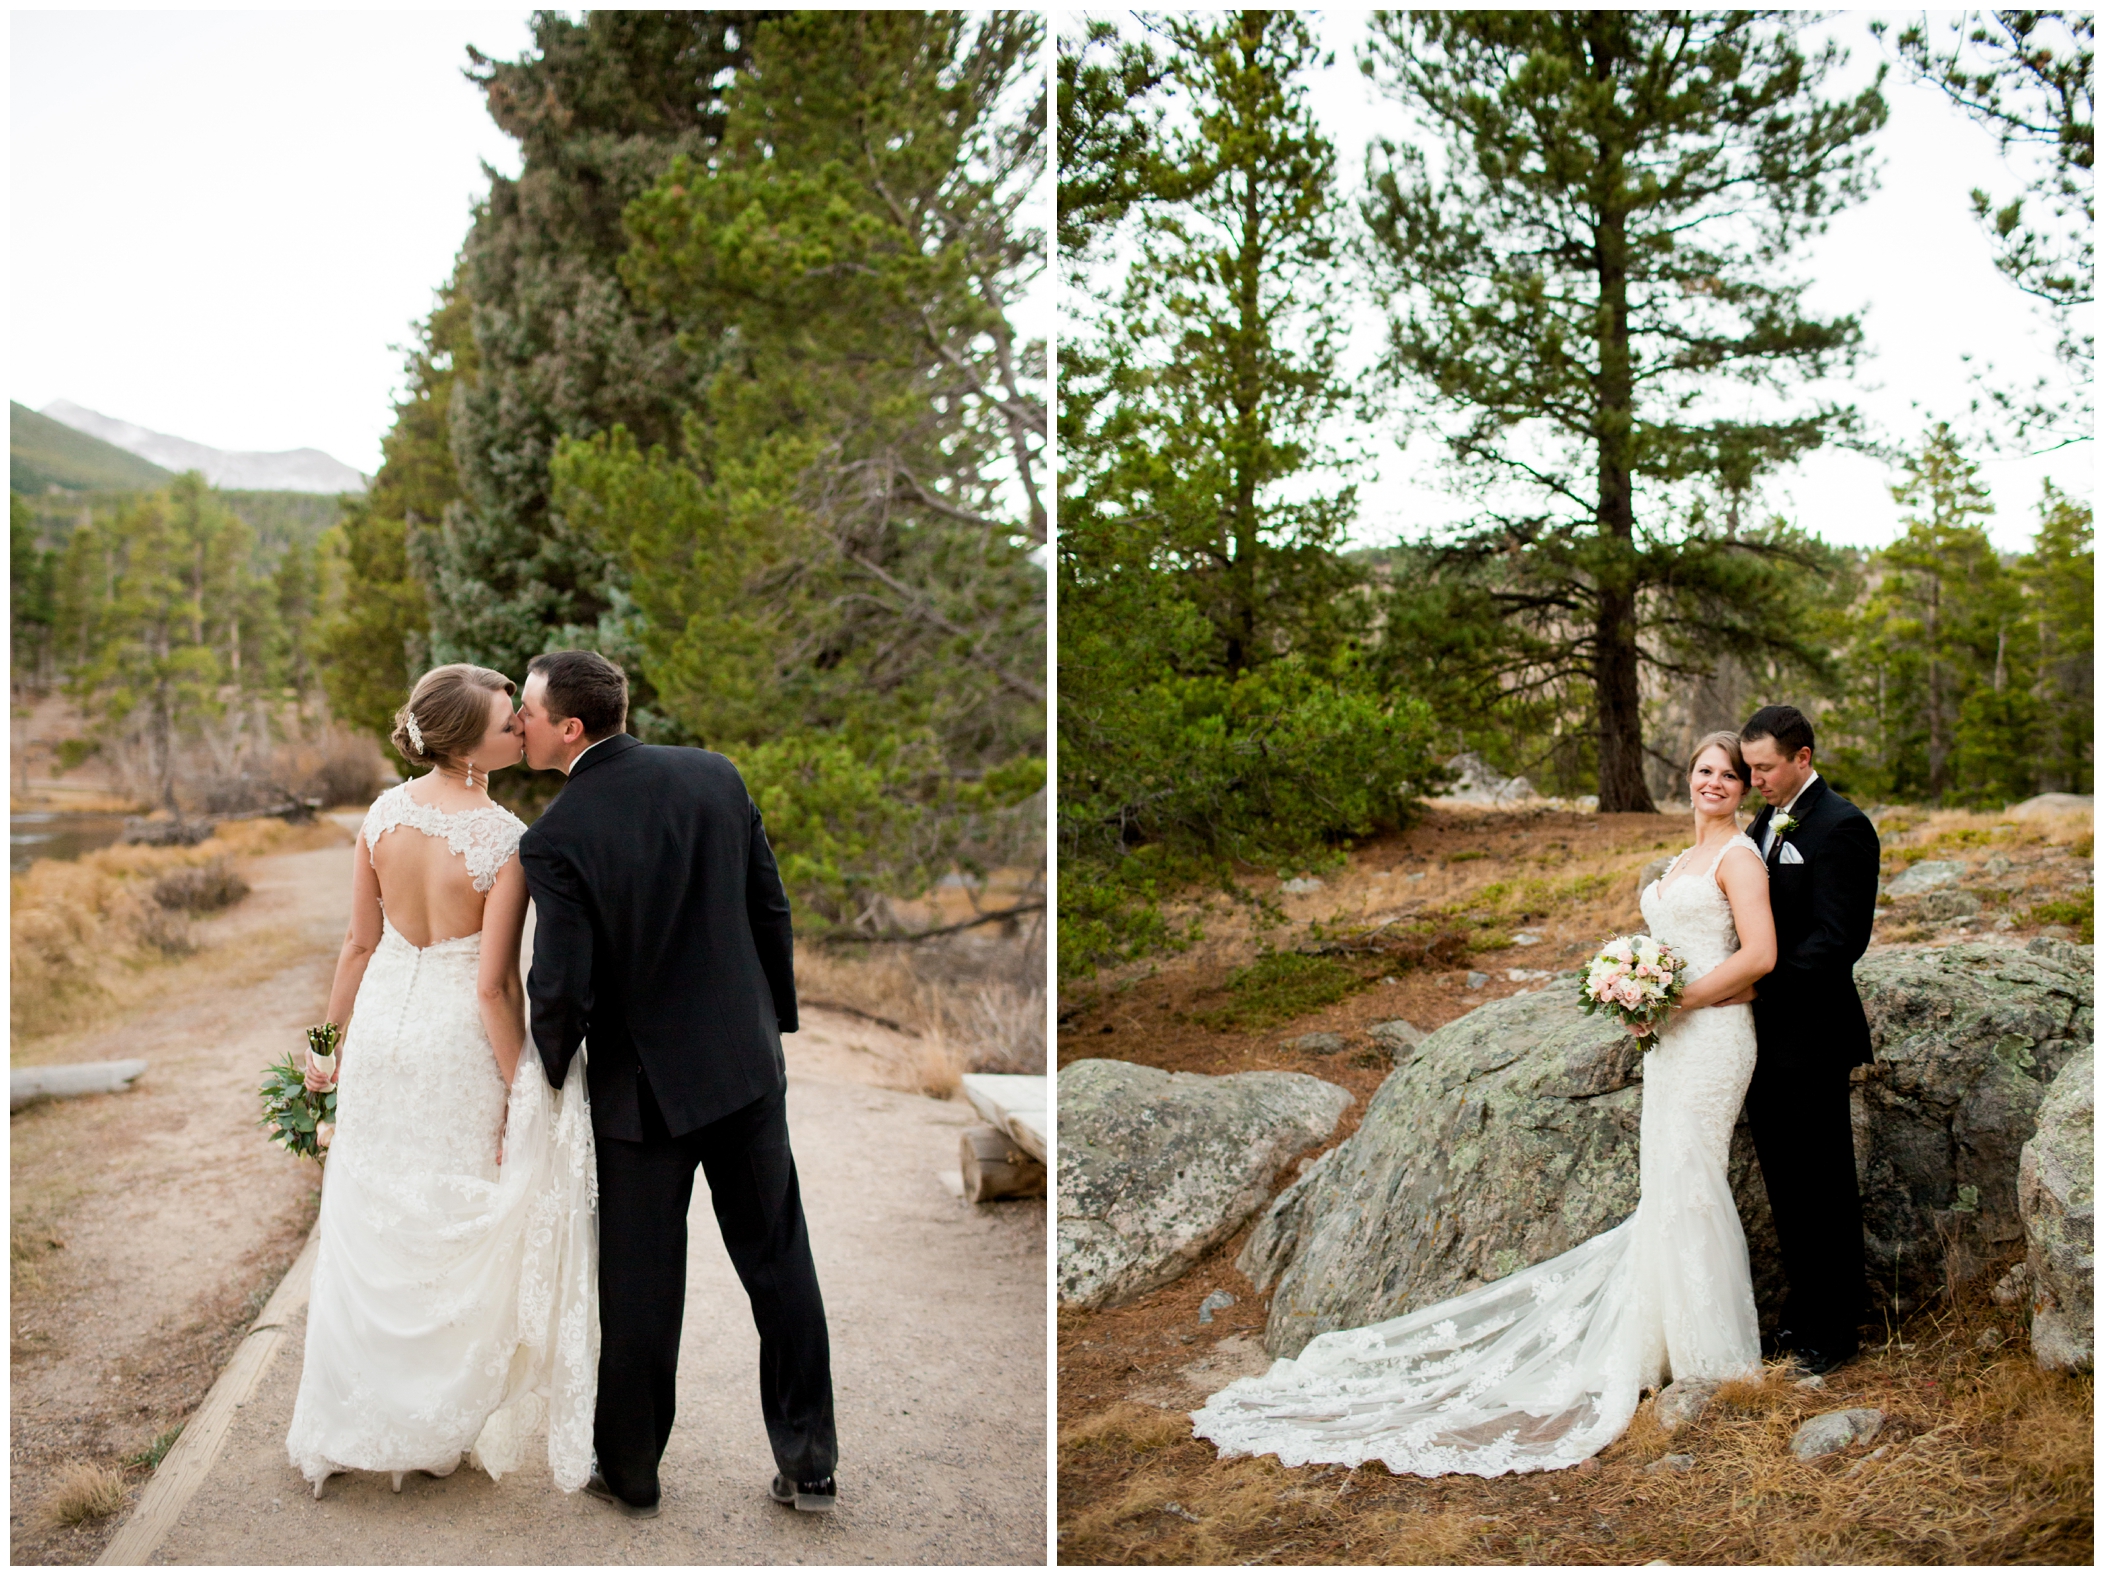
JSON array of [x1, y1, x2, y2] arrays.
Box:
[[258, 1023, 340, 1163], [1578, 935, 1686, 1038]]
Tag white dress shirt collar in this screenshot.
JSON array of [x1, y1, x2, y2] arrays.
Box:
[[562, 736, 609, 776]]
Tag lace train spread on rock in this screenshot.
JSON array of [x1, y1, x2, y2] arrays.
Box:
[[287, 920, 599, 1491], [1192, 833, 1764, 1477]]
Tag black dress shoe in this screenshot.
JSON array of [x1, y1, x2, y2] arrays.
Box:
[[1763, 1326, 1802, 1360], [1791, 1341, 1858, 1376], [771, 1473, 838, 1513], [584, 1472, 661, 1519]]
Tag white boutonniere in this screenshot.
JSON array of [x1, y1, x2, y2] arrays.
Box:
[[1770, 811, 1799, 837]]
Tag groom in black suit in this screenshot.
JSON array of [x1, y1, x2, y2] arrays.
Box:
[[516, 649, 837, 1517], [1740, 704, 1880, 1374]]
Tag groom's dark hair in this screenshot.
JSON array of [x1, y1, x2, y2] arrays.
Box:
[[1742, 704, 1814, 760], [529, 649, 628, 742]]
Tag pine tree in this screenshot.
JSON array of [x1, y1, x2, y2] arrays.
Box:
[[1827, 426, 2035, 803], [412, 12, 769, 697], [67, 476, 253, 815], [1057, 12, 1441, 969], [313, 271, 469, 754], [2014, 480, 2093, 792], [1362, 10, 1887, 810]]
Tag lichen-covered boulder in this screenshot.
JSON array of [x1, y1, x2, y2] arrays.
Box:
[[1057, 1059, 1351, 1310], [1852, 940, 2092, 1299], [1254, 940, 2092, 1358], [2018, 1047, 2093, 1373]]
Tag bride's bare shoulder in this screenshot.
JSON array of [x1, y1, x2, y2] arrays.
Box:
[[1716, 839, 1769, 881]]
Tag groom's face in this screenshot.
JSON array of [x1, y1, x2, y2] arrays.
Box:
[[1742, 735, 1813, 808], [518, 673, 582, 771]]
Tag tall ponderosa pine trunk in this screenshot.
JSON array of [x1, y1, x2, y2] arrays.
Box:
[[1591, 96, 1652, 813], [1364, 12, 1884, 815]]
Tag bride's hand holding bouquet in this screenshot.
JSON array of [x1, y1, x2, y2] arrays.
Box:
[[1578, 934, 1686, 1039]]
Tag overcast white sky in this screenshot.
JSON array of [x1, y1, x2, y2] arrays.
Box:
[[11, 8, 1055, 485], [14, 10, 530, 475], [1067, 9, 2092, 555]]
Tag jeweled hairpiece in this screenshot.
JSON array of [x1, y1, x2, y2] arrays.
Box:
[[404, 711, 425, 754]]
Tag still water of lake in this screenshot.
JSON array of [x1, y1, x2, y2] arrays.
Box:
[[11, 813, 130, 873]]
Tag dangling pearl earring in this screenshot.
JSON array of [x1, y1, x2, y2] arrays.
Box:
[[464, 761, 477, 791]]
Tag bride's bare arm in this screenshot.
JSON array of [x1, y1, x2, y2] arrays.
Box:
[[477, 857, 530, 1088], [1679, 846, 1778, 1010], [311, 836, 386, 1088]]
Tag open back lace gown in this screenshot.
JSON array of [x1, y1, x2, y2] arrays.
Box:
[[287, 784, 599, 1494], [1192, 833, 1766, 1477]]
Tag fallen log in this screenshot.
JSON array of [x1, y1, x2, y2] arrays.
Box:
[[12, 1060, 149, 1112]]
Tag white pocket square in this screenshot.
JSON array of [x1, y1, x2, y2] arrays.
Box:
[[1778, 842, 1805, 866]]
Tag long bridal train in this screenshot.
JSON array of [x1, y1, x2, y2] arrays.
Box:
[[1193, 835, 1765, 1477]]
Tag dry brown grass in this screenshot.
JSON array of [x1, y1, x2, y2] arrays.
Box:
[[10, 817, 335, 1038], [42, 1461, 128, 1527], [1059, 1286, 2092, 1565], [797, 928, 1046, 1100]]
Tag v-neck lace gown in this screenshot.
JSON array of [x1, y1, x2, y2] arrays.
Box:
[[286, 785, 599, 1492], [1191, 833, 1765, 1477]]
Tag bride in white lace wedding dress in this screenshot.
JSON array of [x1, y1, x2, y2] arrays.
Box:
[[287, 664, 597, 1498], [1193, 733, 1779, 1477]]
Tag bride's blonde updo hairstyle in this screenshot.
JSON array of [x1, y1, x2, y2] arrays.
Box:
[[391, 664, 515, 770], [1685, 730, 1749, 784]]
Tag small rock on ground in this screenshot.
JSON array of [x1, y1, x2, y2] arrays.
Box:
[[1655, 1378, 1720, 1433], [1283, 1032, 1348, 1056], [1367, 1020, 1425, 1056], [1885, 860, 1966, 896], [1643, 1453, 1695, 1475], [1790, 1408, 1884, 1462], [1198, 1290, 1236, 1324]]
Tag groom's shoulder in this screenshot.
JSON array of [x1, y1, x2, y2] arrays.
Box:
[[1812, 781, 1877, 842], [584, 740, 749, 801]]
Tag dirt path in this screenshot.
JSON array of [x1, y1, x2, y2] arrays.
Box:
[[11, 839, 351, 1564], [153, 1067, 1044, 1565], [16, 831, 1046, 1565]]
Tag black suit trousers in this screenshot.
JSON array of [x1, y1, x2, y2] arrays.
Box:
[[1745, 1041, 1866, 1349], [593, 1080, 837, 1503]]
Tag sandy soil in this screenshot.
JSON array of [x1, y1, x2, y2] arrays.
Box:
[[15, 828, 1047, 1565]]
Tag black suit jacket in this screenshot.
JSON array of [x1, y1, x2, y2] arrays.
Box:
[[1747, 776, 1879, 1069], [518, 734, 799, 1141]]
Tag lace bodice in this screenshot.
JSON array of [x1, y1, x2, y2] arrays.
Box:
[[1639, 831, 1762, 981], [360, 782, 526, 895]]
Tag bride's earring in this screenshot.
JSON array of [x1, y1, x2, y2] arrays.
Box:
[[465, 761, 477, 791]]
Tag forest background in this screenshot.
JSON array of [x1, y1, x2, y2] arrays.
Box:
[[1057, 8, 2094, 976], [13, 10, 1049, 943]]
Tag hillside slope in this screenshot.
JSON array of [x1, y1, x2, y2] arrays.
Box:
[[11, 402, 173, 494], [41, 400, 364, 494]]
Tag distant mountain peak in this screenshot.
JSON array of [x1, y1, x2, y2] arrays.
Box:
[[39, 399, 367, 495]]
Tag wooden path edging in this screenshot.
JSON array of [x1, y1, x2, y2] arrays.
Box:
[[97, 1224, 321, 1566]]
